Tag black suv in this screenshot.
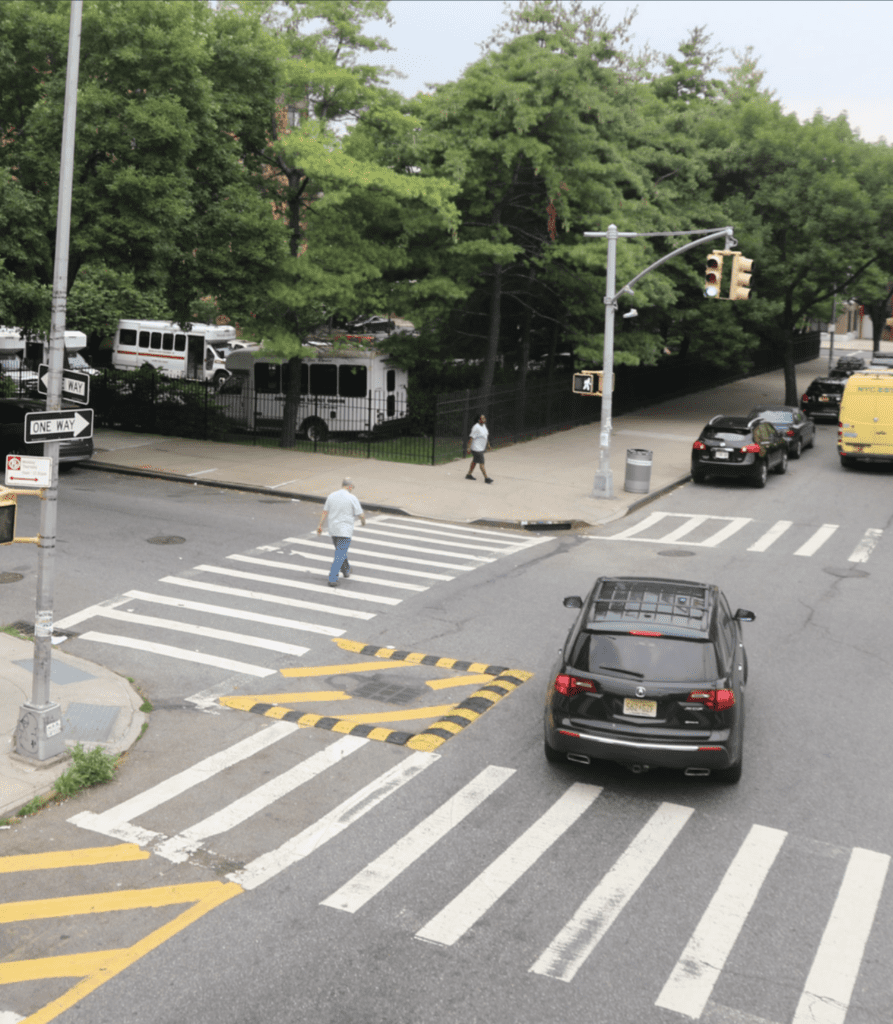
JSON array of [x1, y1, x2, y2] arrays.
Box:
[[543, 577, 755, 783], [691, 416, 787, 487], [801, 377, 846, 421]]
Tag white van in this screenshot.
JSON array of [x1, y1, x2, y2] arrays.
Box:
[[218, 345, 408, 441], [0, 327, 95, 393], [111, 319, 238, 384]]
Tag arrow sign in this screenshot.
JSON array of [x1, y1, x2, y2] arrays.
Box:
[[37, 363, 90, 404], [25, 408, 94, 443]]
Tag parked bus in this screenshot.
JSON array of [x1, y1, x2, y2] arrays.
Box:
[[0, 327, 94, 394], [219, 345, 408, 441], [111, 319, 239, 385]]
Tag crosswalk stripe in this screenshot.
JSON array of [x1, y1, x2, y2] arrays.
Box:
[[228, 554, 429, 592], [848, 528, 883, 563], [607, 511, 667, 540], [69, 722, 298, 842], [281, 543, 455, 581], [283, 537, 478, 571], [321, 765, 515, 914], [163, 576, 376, 620], [415, 782, 601, 947], [228, 751, 439, 891], [374, 516, 535, 545], [747, 520, 793, 552], [698, 518, 751, 548], [655, 824, 787, 1017], [120, 590, 346, 637], [194, 564, 402, 606], [340, 535, 494, 563], [76, 607, 310, 657], [529, 801, 693, 982], [360, 525, 509, 554], [660, 515, 711, 542], [76, 631, 278, 677], [791, 847, 890, 1024], [154, 735, 369, 864], [794, 524, 838, 557]]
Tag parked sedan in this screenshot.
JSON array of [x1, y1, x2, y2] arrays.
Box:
[[801, 377, 846, 422], [543, 576, 755, 783], [691, 416, 788, 487], [747, 405, 815, 458]]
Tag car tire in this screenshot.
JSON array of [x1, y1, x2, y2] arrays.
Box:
[[790, 437, 802, 459], [751, 460, 768, 488], [840, 454, 857, 469], [544, 739, 564, 764], [775, 450, 788, 474], [715, 755, 743, 784], [302, 418, 329, 443], [691, 467, 707, 484]]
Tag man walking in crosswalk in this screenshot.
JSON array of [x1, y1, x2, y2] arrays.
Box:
[[317, 477, 366, 587]]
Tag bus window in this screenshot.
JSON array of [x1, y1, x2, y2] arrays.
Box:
[[150, 332, 162, 350], [301, 363, 308, 394], [310, 364, 337, 396], [387, 394, 395, 417], [139, 331, 151, 349], [339, 365, 367, 398], [162, 333, 174, 351], [120, 329, 137, 348], [387, 369, 395, 392], [174, 334, 186, 352], [255, 362, 282, 393]]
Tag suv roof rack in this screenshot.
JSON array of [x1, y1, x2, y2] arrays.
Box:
[[587, 577, 713, 635]]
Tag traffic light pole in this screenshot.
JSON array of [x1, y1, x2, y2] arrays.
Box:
[[584, 225, 736, 499], [15, 0, 82, 762]]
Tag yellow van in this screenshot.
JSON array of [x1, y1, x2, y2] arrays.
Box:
[[838, 371, 893, 467]]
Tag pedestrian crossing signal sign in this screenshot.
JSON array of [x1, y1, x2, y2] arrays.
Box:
[[573, 371, 606, 396]]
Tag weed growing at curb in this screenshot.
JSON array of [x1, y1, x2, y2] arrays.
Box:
[[53, 743, 118, 799]]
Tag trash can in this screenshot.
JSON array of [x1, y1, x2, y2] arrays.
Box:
[[624, 448, 652, 494]]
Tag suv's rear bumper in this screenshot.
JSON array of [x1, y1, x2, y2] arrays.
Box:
[[691, 455, 758, 478]]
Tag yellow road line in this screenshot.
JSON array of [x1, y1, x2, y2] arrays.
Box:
[[1, 950, 121, 984], [0, 844, 148, 874], [425, 673, 494, 691], [330, 704, 458, 725], [279, 661, 413, 678], [220, 690, 351, 706]]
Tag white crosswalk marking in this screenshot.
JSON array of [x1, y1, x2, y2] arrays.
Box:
[[162, 576, 376, 620], [848, 528, 883, 563], [283, 536, 478, 572], [608, 510, 668, 540], [793, 524, 839, 557], [228, 553, 429, 591], [660, 514, 712, 542], [747, 520, 793, 552], [529, 801, 694, 982], [655, 824, 787, 1018], [76, 631, 278, 677], [321, 765, 515, 914], [282, 541, 456, 580], [415, 782, 601, 947], [194, 564, 403, 605], [228, 751, 439, 891], [791, 847, 890, 1024]]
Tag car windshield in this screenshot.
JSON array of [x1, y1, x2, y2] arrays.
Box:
[[703, 428, 749, 444], [570, 632, 719, 682], [756, 411, 793, 424]]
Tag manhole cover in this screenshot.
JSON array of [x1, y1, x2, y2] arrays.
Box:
[[147, 536, 186, 545], [657, 549, 695, 557], [823, 566, 869, 578], [0, 572, 24, 583], [352, 680, 424, 706]]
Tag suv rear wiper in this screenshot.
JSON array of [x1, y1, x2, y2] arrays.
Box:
[[597, 666, 644, 678]]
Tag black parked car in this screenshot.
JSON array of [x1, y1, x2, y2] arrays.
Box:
[[801, 377, 846, 422], [747, 405, 815, 458], [0, 398, 94, 467], [691, 416, 787, 487], [543, 577, 755, 783]]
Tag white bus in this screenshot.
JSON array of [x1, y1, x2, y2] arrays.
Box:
[[0, 327, 95, 393], [219, 345, 408, 441], [111, 319, 239, 384]]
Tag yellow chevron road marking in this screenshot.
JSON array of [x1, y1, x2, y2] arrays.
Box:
[[280, 661, 414, 677], [425, 673, 494, 690], [0, 844, 148, 874], [330, 704, 459, 725], [220, 691, 351, 711]]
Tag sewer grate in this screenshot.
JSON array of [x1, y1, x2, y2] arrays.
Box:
[[62, 702, 120, 743], [352, 680, 425, 706], [14, 658, 96, 686], [657, 549, 696, 557], [147, 536, 186, 545]]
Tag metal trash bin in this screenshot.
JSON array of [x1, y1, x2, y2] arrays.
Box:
[[624, 448, 652, 494]]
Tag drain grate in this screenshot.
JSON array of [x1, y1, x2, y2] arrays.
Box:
[[657, 549, 696, 557], [352, 679, 425, 706], [147, 536, 186, 545], [62, 703, 120, 743]]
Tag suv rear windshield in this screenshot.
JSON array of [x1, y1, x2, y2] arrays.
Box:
[[703, 428, 750, 443], [756, 411, 793, 424], [570, 632, 719, 682]]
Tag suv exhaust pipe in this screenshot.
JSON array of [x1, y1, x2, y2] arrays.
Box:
[[684, 767, 711, 777], [627, 764, 650, 774], [567, 752, 591, 765]]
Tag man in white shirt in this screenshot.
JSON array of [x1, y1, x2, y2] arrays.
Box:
[[316, 477, 366, 587], [465, 413, 493, 483]]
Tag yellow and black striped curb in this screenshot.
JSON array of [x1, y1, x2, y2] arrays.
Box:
[[221, 639, 532, 752]]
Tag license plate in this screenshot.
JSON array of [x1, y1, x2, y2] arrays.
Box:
[[713, 449, 729, 460], [623, 698, 657, 718]]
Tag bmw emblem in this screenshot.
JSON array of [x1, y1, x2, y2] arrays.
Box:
[[635, 686, 646, 698]]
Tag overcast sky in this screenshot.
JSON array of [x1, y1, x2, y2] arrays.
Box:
[[361, 1, 891, 143]]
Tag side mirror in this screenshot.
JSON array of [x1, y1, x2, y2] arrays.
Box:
[[735, 608, 756, 622], [563, 596, 583, 609]]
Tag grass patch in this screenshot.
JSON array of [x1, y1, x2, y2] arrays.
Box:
[[53, 743, 119, 799], [2, 622, 33, 642]]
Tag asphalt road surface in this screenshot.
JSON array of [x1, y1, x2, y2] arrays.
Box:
[[2, 426, 892, 1024]]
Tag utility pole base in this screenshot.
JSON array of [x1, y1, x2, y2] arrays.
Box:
[[15, 702, 65, 761], [591, 468, 614, 500]]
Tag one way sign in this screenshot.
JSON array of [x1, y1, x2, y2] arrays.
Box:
[[37, 363, 90, 404], [25, 409, 94, 443]]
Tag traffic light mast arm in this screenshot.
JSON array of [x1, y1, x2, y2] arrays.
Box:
[[614, 228, 736, 300]]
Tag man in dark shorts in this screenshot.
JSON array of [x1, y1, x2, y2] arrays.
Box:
[[465, 413, 493, 483]]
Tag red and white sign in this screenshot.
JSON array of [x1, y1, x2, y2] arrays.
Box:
[[5, 454, 52, 487]]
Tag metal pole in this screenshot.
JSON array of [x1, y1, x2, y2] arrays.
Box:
[[592, 224, 617, 498], [15, 0, 82, 761], [828, 290, 837, 374]]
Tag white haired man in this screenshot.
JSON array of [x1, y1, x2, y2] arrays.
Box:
[[317, 477, 366, 587]]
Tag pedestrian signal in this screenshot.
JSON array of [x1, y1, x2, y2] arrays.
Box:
[[704, 252, 724, 298], [573, 372, 597, 395], [728, 253, 753, 301], [0, 493, 16, 545]]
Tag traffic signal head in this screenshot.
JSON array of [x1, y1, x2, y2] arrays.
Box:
[[572, 372, 596, 395], [728, 254, 753, 301], [0, 493, 16, 544], [704, 252, 724, 298]]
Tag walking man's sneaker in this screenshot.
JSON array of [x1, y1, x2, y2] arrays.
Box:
[[328, 581, 339, 588], [485, 477, 494, 484], [465, 474, 475, 480]]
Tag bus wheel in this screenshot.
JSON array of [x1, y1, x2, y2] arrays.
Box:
[[212, 371, 229, 390], [303, 418, 328, 442]]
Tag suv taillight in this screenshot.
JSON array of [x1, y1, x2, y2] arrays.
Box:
[[785, 428, 795, 437], [688, 688, 735, 711], [554, 674, 598, 696], [692, 440, 706, 450], [801, 394, 809, 403], [742, 443, 761, 453]]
